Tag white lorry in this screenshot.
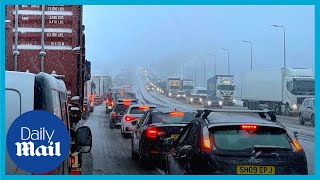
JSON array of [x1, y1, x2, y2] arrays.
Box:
[[241, 68, 315, 115], [207, 75, 236, 106], [167, 77, 180, 98]]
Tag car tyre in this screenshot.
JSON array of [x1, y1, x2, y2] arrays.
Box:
[[311, 115, 315, 127], [131, 139, 138, 160], [299, 113, 305, 125]]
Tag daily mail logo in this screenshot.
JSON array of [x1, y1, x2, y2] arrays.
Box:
[[15, 127, 61, 157], [6, 110, 70, 174]]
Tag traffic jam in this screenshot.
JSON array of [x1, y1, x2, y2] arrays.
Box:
[[4, 5, 314, 175]]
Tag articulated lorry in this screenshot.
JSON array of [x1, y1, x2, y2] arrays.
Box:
[[207, 75, 236, 106], [241, 68, 314, 115], [167, 77, 180, 98], [180, 79, 194, 96]]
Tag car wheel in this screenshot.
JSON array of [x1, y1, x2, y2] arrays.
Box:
[[311, 115, 315, 127], [131, 139, 138, 160], [299, 113, 305, 125], [138, 143, 151, 169]]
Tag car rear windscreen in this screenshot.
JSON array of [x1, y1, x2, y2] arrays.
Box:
[[130, 107, 156, 114], [151, 112, 196, 124], [210, 126, 292, 151], [114, 104, 130, 112]]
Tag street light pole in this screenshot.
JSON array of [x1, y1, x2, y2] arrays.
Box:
[[203, 57, 206, 87], [208, 54, 216, 76], [272, 25, 286, 68], [221, 48, 230, 75], [242, 40, 253, 70], [194, 58, 197, 87]]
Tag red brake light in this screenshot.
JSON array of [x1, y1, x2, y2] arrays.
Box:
[[146, 127, 165, 139], [124, 115, 136, 122], [124, 103, 130, 106], [112, 112, 117, 117], [169, 112, 184, 116], [82, 107, 85, 112], [241, 124, 258, 131], [122, 99, 132, 102], [202, 136, 213, 151], [71, 155, 75, 165]]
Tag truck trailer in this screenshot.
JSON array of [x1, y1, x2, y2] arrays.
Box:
[[241, 68, 314, 115]]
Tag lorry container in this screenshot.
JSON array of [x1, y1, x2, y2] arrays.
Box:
[[5, 5, 89, 175], [241, 68, 314, 115], [207, 75, 235, 106]]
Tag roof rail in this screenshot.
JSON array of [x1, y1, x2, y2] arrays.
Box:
[[51, 71, 65, 79], [201, 109, 277, 121]]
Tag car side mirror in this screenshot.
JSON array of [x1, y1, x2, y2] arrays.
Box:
[[76, 126, 92, 153], [163, 137, 174, 146], [131, 120, 138, 126], [106, 109, 112, 114]]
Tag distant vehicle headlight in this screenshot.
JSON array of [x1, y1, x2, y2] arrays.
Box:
[[183, 95, 186, 97], [169, 93, 172, 96], [199, 98, 203, 102], [233, 99, 236, 103], [219, 101, 223, 106], [177, 95, 180, 97], [208, 101, 212, 105], [292, 103, 298, 110], [190, 98, 193, 102]]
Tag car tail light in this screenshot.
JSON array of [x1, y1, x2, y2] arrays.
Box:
[[139, 106, 150, 110], [122, 99, 132, 102], [169, 112, 184, 116], [291, 138, 303, 152], [241, 124, 258, 131], [124, 115, 136, 122], [146, 127, 165, 139], [112, 112, 117, 118], [70, 171, 81, 175], [202, 136, 213, 152], [71, 155, 75, 165], [124, 103, 130, 106], [82, 107, 85, 112]]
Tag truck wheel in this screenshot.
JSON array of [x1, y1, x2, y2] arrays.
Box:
[[311, 115, 315, 127], [284, 105, 290, 116], [299, 114, 305, 125]]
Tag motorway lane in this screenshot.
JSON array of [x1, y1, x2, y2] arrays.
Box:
[[81, 105, 160, 175]]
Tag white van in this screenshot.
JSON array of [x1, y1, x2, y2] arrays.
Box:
[[5, 71, 92, 175]]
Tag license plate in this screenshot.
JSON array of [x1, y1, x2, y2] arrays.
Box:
[[171, 134, 179, 140], [237, 165, 275, 175]]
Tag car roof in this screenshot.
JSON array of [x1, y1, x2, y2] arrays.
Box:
[[205, 115, 284, 129], [129, 104, 157, 108], [151, 108, 197, 114]]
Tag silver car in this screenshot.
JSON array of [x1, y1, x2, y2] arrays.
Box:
[[299, 98, 314, 127]]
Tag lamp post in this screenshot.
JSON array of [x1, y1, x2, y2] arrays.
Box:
[[221, 48, 230, 75], [208, 53, 216, 76], [242, 40, 253, 70], [272, 24, 286, 68]]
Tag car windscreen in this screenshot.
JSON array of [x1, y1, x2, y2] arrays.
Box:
[[151, 112, 196, 124], [210, 126, 292, 151], [130, 107, 156, 114], [114, 104, 130, 113]]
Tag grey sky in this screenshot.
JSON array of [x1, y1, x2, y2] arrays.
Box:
[[83, 5, 314, 89]]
